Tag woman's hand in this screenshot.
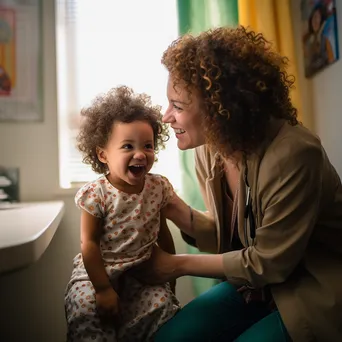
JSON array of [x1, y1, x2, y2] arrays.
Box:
[[129, 245, 182, 285]]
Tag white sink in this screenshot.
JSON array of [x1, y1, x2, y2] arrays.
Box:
[[0, 201, 65, 274], [0, 202, 28, 210]]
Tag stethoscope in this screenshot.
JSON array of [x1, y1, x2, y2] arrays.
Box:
[[244, 164, 256, 247]]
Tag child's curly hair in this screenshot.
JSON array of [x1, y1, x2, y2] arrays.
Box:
[[76, 86, 169, 174], [162, 26, 299, 157]]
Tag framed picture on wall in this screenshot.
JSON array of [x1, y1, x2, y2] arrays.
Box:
[[301, 0, 339, 78], [0, 0, 43, 122]]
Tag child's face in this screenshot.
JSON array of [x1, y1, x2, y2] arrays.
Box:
[[97, 120, 155, 192]]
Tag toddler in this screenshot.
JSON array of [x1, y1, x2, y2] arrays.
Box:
[[65, 86, 180, 342]]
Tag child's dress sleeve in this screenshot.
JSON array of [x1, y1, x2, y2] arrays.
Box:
[[160, 176, 175, 208], [74, 181, 105, 218]]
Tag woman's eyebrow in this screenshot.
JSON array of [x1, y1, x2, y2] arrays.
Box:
[[171, 99, 190, 105]]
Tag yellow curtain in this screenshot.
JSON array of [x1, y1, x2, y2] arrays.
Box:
[[238, 0, 303, 121]]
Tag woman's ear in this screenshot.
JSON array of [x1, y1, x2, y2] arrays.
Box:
[[96, 147, 107, 164]]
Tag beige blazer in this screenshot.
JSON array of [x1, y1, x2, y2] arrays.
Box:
[[191, 121, 342, 341]]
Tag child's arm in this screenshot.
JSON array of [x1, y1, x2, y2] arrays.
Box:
[[157, 210, 176, 293], [80, 209, 120, 321], [80, 210, 112, 292]]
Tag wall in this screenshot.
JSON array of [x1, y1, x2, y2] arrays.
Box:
[[0, 1, 193, 341], [2, 1, 341, 341], [291, 0, 342, 177]]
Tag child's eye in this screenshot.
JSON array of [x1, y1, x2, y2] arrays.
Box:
[[145, 143, 154, 150], [122, 144, 133, 149]]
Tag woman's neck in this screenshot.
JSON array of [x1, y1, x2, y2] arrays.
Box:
[[223, 151, 243, 170]]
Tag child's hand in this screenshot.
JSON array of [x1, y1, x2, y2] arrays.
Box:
[[95, 286, 120, 323], [170, 280, 176, 295]]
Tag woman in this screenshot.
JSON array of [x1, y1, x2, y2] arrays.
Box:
[[131, 26, 342, 341]]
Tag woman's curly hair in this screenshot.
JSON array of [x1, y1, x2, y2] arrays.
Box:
[[76, 86, 169, 174], [162, 26, 299, 157]]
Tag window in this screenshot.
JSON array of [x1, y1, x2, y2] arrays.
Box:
[[56, 0, 181, 191]]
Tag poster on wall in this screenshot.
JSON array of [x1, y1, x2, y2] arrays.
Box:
[[0, 0, 42, 121], [301, 0, 339, 78]]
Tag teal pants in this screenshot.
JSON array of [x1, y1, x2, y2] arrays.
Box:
[[154, 282, 291, 342]]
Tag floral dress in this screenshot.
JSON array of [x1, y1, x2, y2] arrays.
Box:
[[65, 174, 180, 342]]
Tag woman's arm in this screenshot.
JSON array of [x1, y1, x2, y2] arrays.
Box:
[[128, 245, 226, 285], [80, 210, 112, 292], [157, 210, 176, 255], [164, 193, 218, 253], [222, 139, 324, 288], [163, 193, 193, 237], [175, 253, 225, 279]]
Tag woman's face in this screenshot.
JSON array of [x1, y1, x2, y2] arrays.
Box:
[[163, 76, 205, 150]]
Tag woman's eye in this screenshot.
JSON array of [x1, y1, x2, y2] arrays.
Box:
[[172, 103, 183, 111]]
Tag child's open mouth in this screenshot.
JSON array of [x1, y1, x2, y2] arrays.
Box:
[[128, 165, 146, 177]]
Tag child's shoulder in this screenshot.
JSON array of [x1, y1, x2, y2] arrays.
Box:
[[75, 175, 110, 199], [145, 173, 173, 192], [74, 175, 110, 216], [146, 172, 171, 184], [145, 173, 174, 207]]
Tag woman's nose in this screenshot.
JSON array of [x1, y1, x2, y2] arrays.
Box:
[[162, 108, 175, 123]]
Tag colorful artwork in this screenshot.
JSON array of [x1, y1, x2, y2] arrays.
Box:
[[0, 1, 42, 122], [0, 9, 15, 95], [301, 0, 339, 78]]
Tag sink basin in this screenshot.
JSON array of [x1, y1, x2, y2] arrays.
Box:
[[0, 202, 27, 210]]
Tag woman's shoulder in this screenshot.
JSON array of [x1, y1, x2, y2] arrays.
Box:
[[259, 123, 324, 182], [267, 123, 322, 160]]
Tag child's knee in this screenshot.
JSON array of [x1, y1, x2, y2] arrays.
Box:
[[65, 282, 96, 320]]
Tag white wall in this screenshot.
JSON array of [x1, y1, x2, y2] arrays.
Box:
[[291, 0, 342, 177], [0, 2, 81, 340], [0, 1, 193, 341]]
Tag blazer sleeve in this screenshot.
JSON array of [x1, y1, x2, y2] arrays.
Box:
[[222, 137, 324, 288]]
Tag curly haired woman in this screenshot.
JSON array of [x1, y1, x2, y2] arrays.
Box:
[[130, 27, 342, 341], [64, 86, 180, 342]]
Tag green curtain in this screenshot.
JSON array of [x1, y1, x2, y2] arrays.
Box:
[[176, 0, 238, 296]]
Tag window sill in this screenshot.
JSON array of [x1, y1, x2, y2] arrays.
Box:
[[54, 186, 82, 197]]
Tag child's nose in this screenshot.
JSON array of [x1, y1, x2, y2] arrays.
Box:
[[134, 151, 146, 160]]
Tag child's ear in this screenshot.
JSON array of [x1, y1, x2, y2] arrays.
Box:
[[96, 147, 107, 164]]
